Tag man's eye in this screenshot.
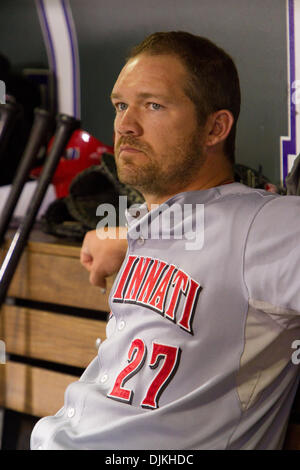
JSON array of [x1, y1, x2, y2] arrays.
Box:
[[114, 102, 127, 112], [149, 102, 162, 110]]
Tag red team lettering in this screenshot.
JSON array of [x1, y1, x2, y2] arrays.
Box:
[[112, 255, 202, 335]]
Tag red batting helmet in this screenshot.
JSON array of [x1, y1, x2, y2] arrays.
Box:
[[31, 129, 114, 198]]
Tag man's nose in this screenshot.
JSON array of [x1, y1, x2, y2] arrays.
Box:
[[115, 107, 143, 136]]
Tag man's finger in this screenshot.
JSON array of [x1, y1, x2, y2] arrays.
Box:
[[80, 250, 93, 266], [89, 270, 107, 290]]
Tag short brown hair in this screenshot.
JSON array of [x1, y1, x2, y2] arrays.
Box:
[[127, 31, 241, 164]]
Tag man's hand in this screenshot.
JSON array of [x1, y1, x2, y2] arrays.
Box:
[[80, 227, 128, 291]]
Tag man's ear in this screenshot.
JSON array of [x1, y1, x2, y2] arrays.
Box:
[[205, 110, 234, 147]]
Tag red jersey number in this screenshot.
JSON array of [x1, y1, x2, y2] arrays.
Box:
[[107, 339, 181, 409], [107, 338, 146, 404]]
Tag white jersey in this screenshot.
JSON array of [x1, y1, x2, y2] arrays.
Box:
[[31, 182, 300, 450]]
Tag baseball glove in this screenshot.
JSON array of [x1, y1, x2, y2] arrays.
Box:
[[41, 153, 144, 240]]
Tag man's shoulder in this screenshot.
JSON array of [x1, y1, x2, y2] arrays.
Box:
[[218, 184, 300, 227], [217, 182, 278, 201], [165, 183, 300, 219], [183, 183, 279, 204]]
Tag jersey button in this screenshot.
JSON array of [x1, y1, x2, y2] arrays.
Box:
[[100, 374, 108, 383], [137, 236, 145, 246], [95, 338, 101, 349], [118, 320, 126, 330], [67, 407, 75, 418]]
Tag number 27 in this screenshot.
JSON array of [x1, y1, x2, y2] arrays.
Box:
[[107, 339, 181, 409]]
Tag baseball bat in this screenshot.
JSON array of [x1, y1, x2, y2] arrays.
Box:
[[0, 108, 53, 245], [0, 113, 80, 306], [0, 101, 22, 161]]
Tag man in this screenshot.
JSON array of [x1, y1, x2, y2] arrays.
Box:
[[31, 31, 300, 450]]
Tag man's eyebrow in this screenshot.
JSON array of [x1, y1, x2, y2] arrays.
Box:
[[137, 92, 170, 101], [110, 92, 121, 100], [110, 92, 171, 101]]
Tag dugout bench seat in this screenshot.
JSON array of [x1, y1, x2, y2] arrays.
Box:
[[0, 230, 113, 425], [0, 229, 299, 449]]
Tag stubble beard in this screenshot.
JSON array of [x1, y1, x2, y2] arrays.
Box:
[[115, 132, 205, 197]]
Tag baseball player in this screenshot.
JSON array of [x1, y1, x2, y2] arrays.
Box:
[[31, 31, 300, 450]]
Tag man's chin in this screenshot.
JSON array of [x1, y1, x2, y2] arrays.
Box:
[[118, 172, 153, 194], [117, 162, 148, 184], [117, 168, 142, 187]]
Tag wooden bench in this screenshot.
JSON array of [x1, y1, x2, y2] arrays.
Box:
[[0, 230, 114, 419]]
